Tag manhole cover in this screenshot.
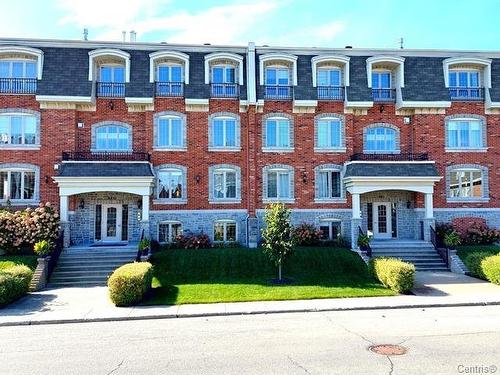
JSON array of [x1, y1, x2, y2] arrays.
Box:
[[369, 344, 407, 356]]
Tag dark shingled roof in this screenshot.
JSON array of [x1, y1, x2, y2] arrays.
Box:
[[345, 56, 373, 102], [345, 163, 440, 178], [489, 58, 500, 102], [401, 57, 450, 102], [58, 162, 154, 177]]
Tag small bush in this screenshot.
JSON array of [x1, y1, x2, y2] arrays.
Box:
[[369, 257, 415, 293], [213, 241, 241, 248], [464, 251, 491, 279], [481, 255, 500, 285], [108, 262, 153, 306], [34, 240, 52, 257], [175, 232, 212, 249], [292, 223, 322, 246], [0, 265, 33, 307]]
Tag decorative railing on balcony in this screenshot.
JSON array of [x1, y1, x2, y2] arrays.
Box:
[[449, 87, 484, 101], [264, 85, 293, 100], [350, 153, 429, 161], [62, 151, 151, 162], [372, 88, 395, 102], [317, 86, 344, 100], [0, 78, 37, 94], [97, 82, 126, 98], [155, 82, 184, 97], [211, 83, 239, 98]]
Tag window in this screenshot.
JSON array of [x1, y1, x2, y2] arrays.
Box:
[[449, 70, 481, 99], [264, 117, 292, 150], [211, 64, 238, 97], [0, 166, 37, 202], [446, 118, 484, 150], [158, 116, 183, 148], [265, 67, 291, 99], [317, 170, 341, 199], [315, 116, 343, 150], [265, 167, 293, 200], [364, 126, 398, 153], [98, 65, 125, 97], [0, 60, 37, 94], [213, 220, 237, 242], [317, 68, 341, 87], [319, 220, 341, 241], [210, 116, 238, 149], [156, 64, 183, 96], [372, 70, 393, 100], [209, 165, 241, 202], [94, 124, 131, 151], [0, 113, 38, 146], [449, 169, 483, 199], [158, 221, 183, 243], [157, 168, 185, 200]]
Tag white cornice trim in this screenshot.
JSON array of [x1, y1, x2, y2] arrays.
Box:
[[293, 100, 318, 107], [259, 53, 298, 86], [88, 48, 131, 82], [149, 50, 190, 84], [35, 95, 92, 103], [443, 56, 492, 87], [124, 97, 154, 104], [185, 98, 209, 105], [0, 46, 44, 79], [396, 100, 452, 110], [344, 101, 373, 108], [346, 160, 436, 165], [311, 54, 350, 87], [366, 55, 405, 88], [204, 52, 244, 85]]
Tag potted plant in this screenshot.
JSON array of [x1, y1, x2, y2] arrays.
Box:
[[138, 238, 151, 257], [443, 230, 461, 250], [34, 240, 52, 258], [357, 234, 371, 251]]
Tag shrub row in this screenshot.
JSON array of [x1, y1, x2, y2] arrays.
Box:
[[0, 265, 33, 307], [108, 262, 153, 306], [369, 257, 415, 293], [464, 252, 500, 285], [436, 220, 500, 246]]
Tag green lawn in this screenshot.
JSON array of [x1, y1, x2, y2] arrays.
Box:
[[457, 245, 500, 263], [146, 247, 395, 305], [0, 255, 38, 271]]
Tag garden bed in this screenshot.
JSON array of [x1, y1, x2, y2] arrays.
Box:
[[0, 255, 38, 271]]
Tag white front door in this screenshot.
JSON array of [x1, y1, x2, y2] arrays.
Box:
[[372, 202, 392, 239], [102, 204, 122, 242]]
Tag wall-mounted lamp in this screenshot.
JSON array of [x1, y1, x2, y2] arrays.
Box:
[[108, 101, 114, 110], [79, 199, 85, 209], [196, 174, 201, 183], [137, 199, 142, 209], [379, 104, 385, 113], [302, 171, 308, 184], [406, 201, 412, 209], [44, 175, 49, 183]]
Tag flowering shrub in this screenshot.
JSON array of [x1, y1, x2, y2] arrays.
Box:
[[292, 223, 322, 246], [436, 219, 500, 246], [0, 203, 59, 254], [174, 232, 212, 249]]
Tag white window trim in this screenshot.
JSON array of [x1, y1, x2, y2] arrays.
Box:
[[153, 111, 187, 151], [88, 49, 130, 82], [318, 219, 342, 240], [0, 164, 40, 204], [371, 69, 392, 89], [156, 62, 183, 82], [363, 124, 400, 154], [0, 46, 44, 79], [447, 168, 488, 202], [314, 165, 346, 203], [448, 69, 481, 87], [262, 116, 294, 152], [213, 219, 238, 242], [366, 55, 405, 88], [314, 115, 346, 152], [91, 122, 132, 152], [204, 53, 243, 85], [443, 57, 491, 88], [311, 55, 350, 87], [209, 165, 241, 203], [263, 165, 295, 203], [259, 53, 298, 86], [155, 115, 186, 151], [209, 115, 240, 151], [154, 165, 187, 204], [0, 111, 40, 148], [445, 117, 486, 152], [149, 51, 190, 84], [99, 63, 126, 83], [210, 63, 238, 84], [158, 221, 183, 243]]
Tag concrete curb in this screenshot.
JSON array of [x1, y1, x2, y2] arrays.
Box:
[[2, 300, 500, 327]]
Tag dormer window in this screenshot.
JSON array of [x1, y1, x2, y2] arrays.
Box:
[[204, 53, 243, 99], [443, 57, 491, 102], [260, 53, 297, 100], [366, 56, 404, 103], [371, 70, 392, 101], [150, 51, 189, 97], [99, 65, 125, 97], [88, 49, 130, 98], [0, 46, 43, 94]]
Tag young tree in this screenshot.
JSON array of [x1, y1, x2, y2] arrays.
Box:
[[261, 203, 296, 281]]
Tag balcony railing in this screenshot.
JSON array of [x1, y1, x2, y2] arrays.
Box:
[[62, 151, 151, 162], [0, 78, 37, 94], [97, 82, 126, 98], [449, 87, 484, 101], [317, 86, 344, 100], [372, 88, 395, 102], [264, 85, 293, 100], [350, 153, 429, 161], [155, 82, 184, 97], [211, 83, 239, 98]]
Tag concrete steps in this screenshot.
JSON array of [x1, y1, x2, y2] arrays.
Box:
[[49, 245, 137, 288], [371, 240, 448, 272]]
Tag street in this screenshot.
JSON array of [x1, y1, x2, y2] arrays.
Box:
[[1, 305, 499, 375]]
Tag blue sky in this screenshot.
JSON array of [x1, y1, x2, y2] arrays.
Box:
[[1, 0, 499, 49]]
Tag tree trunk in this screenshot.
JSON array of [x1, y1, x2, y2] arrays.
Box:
[[278, 262, 282, 281]]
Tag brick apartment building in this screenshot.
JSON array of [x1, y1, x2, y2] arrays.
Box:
[[0, 38, 498, 249]]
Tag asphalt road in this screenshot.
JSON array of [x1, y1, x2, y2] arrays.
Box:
[[1, 305, 499, 375]]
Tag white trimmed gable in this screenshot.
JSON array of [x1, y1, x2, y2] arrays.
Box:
[[88, 49, 131, 82]]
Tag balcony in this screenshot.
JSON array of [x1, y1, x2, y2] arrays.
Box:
[[372, 88, 395, 102], [317, 86, 344, 101], [97, 82, 125, 98], [449, 87, 484, 101], [155, 82, 184, 97], [0, 78, 37, 94], [264, 85, 293, 100], [211, 83, 239, 98], [350, 153, 429, 161], [62, 151, 151, 162]]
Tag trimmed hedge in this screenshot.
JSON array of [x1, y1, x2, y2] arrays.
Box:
[[0, 265, 33, 307], [464, 252, 492, 279], [108, 262, 153, 307], [369, 257, 415, 293], [481, 255, 500, 285]]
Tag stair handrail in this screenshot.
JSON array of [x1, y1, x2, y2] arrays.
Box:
[[136, 229, 145, 262], [430, 225, 449, 268], [358, 226, 372, 257], [48, 230, 65, 277]]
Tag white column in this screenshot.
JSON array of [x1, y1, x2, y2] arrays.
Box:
[[142, 195, 150, 222], [352, 193, 361, 219], [59, 195, 69, 222], [424, 193, 434, 219]]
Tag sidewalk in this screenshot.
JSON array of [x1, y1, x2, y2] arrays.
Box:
[[1, 272, 500, 327]]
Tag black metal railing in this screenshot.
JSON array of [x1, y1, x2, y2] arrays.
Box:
[[136, 229, 145, 262], [358, 226, 372, 257], [350, 153, 429, 161], [449, 87, 484, 101], [62, 151, 151, 162], [97, 82, 126, 97], [48, 231, 64, 277], [317, 86, 344, 100], [372, 88, 395, 102], [264, 85, 293, 100], [430, 225, 449, 268], [155, 82, 184, 97], [211, 83, 239, 98], [0, 78, 37, 94]]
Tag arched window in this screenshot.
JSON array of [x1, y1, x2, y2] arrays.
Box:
[[0, 109, 40, 147], [363, 124, 400, 153], [0, 46, 43, 94], [153, 112, 186, 150], [259, 54, 297, 100], [156, 165, 187, 203], [0, 163, 39, 203], [92, 122, 132, 151], [213, 220, 237, 242]]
